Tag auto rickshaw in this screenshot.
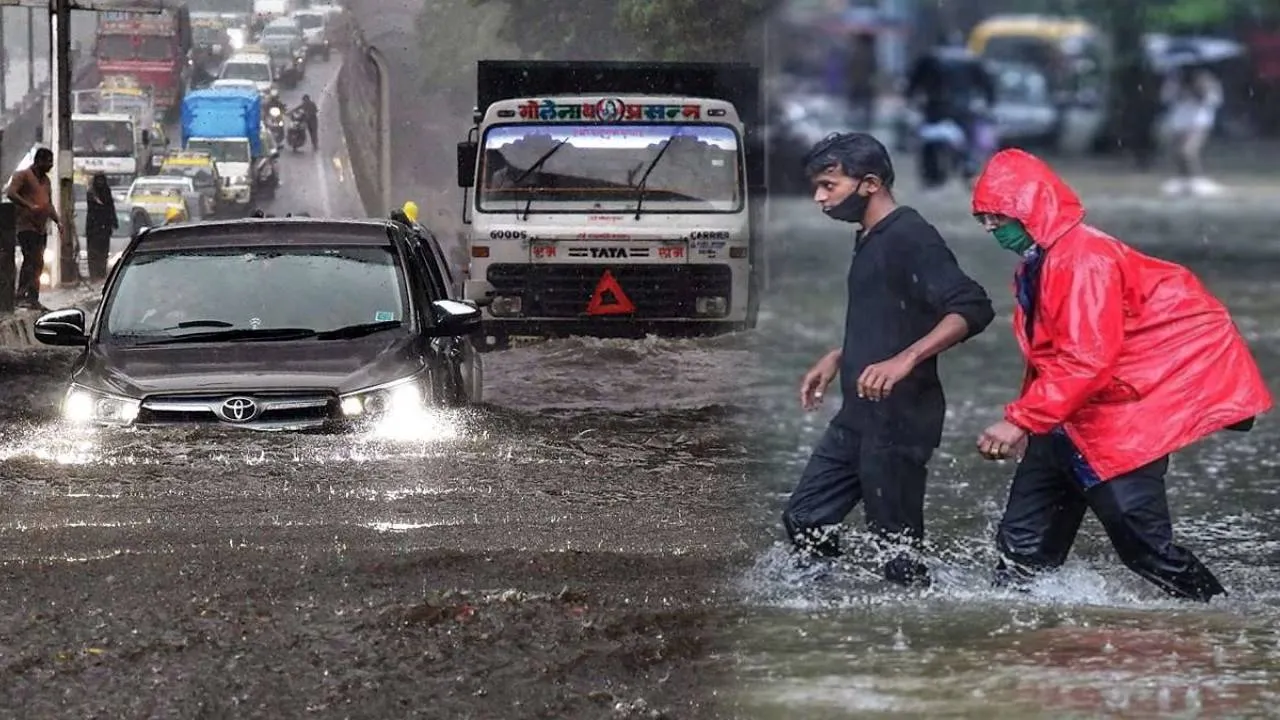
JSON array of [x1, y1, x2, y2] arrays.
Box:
[[969, 14, 1112, 152]]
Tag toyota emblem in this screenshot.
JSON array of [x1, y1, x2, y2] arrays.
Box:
[[219, 396, 259, 422]]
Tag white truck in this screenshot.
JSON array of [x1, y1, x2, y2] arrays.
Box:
[[71, 112, 148, 202], [455, 61, 767, 351]]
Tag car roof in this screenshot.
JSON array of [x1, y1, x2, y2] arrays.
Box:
[[128, 218, 401, 253]]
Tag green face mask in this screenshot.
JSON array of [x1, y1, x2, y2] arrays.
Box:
[[991, 221, 1036, 254]]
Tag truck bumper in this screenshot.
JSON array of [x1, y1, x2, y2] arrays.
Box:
[[474, 318, 744, 350]]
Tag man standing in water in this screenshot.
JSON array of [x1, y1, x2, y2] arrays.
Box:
[[971, 148, 1272, 602], [782, 133, 995, 588]]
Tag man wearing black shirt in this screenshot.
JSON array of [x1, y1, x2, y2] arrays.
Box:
[[782, 133, 995, 587]]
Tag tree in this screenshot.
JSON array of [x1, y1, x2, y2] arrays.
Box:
[[469, 0, 779, 62]]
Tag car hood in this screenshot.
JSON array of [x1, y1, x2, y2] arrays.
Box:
[[78, 333, 424, 397]]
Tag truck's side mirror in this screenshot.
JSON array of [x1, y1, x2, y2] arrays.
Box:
[[456, 141, 476, 188]]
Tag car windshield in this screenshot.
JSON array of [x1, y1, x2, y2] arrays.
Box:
[[263, 26, 298, 38], [478, 121, 742, 213], [295, 13, 323, 28], [102, 246, 409, 343], [194, 26, 226, 44], [131, 181, 187, 198], [96, 34, 172, 62], [73, 119, 135, 156], [994, 65, 1051, 104], [187, 139, 252, 163], [221, 62, 271, 82], [161, 164, 217, 189]]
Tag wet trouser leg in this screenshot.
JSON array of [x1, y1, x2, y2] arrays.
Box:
[[782, 423, 933, 586], [994, 435, 1088, 586], [995, 434, 1225, 601], [1086, 463, 1225, 602]]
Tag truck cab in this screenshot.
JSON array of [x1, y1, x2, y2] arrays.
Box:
[[72, 112, 147, 202], [456, 61, 766, 350]]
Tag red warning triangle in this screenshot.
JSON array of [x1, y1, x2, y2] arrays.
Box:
[[585, 270, 636, 316]]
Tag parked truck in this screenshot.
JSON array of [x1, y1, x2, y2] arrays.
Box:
[[455, 60, 767, 351], [180, 86, 280, 215]]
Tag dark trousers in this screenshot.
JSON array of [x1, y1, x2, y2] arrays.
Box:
[[16, 230, 47, 304], [782, 423, 933, 585], [995, 433, 1225, 602], [305, 119, 318, 149], [86, 228, 111, 280]]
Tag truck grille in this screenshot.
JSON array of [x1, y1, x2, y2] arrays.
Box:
[[138, 391, 336, 429], [486, 263, 732, 318]]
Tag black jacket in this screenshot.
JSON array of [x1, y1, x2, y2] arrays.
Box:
[[835, 206, 995, 447]]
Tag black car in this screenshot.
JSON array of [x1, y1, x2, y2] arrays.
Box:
[[32, 217, 484, 430]]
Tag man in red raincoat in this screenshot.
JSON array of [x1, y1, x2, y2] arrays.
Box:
[[970, 148, 1273, 602]]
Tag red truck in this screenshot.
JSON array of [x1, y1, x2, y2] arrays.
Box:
[[94, 5, 194, 114]]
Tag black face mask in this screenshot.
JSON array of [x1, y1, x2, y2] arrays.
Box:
[[824, 179, 870, 225]]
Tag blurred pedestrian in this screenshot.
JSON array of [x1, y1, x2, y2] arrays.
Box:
[[971, 149, 1272, 602], [5, 147, 60, 311], [85, 172, 118, 281], [1162, 65, 1224, 196], [781, 133, 994, 588]]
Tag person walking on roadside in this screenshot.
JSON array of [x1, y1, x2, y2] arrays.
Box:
[[85, 172, 118, 281], [1161, 65, 1224, 196], [781, 132, 995, 588], [5, 147, 60, 311], [970, 148, 1272, 602]]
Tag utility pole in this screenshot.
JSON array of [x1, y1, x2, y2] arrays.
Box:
[[27, 7, 34, 95], [2, 0, 165, 290]]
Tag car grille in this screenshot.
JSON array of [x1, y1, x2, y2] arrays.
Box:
[[486, 263, 732, 318], [138, 391, 336, 429]]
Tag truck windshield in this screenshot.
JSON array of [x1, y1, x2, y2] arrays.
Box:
[[478, 123, 742, 213], [221, 62, 271, 82], [187, 140, 252, 164], [73, 120, 136, 156], [97, 34, 173, 62]]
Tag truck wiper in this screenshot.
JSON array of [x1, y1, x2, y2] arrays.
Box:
[[314, 320, 403, 340], [632, 138, 674, 220], [514, 137, 570, 221], [136, 327, 318, 345]]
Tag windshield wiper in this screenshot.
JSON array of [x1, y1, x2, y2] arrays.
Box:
[[314, 320, 403, 340], [513, 137, 570, 221], [159, 319, 235, 331], [632, 138, 674, 220], [136, 327, 317, 345]]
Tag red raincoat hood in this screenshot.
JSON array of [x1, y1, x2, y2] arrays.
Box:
[[972, 149, 1084, 249]]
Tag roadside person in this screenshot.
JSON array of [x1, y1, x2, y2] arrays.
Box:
[[294, 94, 319, 151], [5, 147, 60, 311], [782, 132, 996, 588], [1161, 64, 1224, 196], [85, 172, 118, 281], [971, 148, 1272, 602]]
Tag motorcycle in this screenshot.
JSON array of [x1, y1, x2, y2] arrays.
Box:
[[286, 112, 309, 152], [917, 117, 969, 189], [265, 105, 286, 145]]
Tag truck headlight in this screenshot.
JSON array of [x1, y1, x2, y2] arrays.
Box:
[[489, 296, 522, 317], [64, 385, 140, 425], [695, 296, 728, 317], [339, 375, 425, 418]]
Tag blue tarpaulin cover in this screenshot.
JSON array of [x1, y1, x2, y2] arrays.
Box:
[[180, 87, 262, 156]]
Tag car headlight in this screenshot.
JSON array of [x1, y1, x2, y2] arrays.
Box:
[[64, 385, 140, 425], [339, 375, 426, 419], [268, 106, 282, 118]]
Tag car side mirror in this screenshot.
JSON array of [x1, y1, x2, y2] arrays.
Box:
[[456, 141, 476, 188], [34, 308, 89, 346], [428, 299, 481, 336]]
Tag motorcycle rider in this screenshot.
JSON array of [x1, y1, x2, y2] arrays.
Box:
[[291, 94, 319, 151], [905, 32, 997, 189]]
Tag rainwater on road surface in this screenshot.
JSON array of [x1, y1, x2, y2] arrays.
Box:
[[732, 162, 1280, 718]]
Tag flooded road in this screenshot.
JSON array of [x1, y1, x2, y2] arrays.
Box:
[[733, 160, 1280, 717], [0, 334, 760, 717]]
